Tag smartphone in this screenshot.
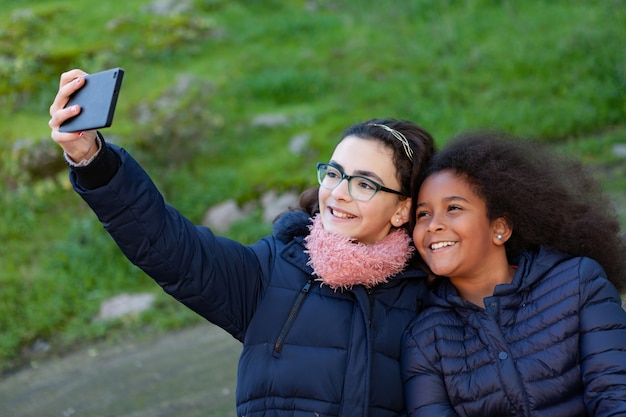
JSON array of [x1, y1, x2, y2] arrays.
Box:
[[59, 67, 125, 132]]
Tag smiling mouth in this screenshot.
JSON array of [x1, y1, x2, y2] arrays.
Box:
[[430, 241, 456, 250], [330, 208, 356, 219]]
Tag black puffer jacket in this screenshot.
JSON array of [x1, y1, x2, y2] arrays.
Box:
[[71, 144, 429, 417], [401, 246, 626, 417]]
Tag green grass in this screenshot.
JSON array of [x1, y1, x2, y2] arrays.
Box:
[[1, 0, 625, 373]]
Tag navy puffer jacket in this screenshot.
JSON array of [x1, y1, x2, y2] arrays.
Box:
[[401, 246, 626, 417], [71, 145, 428, 417]]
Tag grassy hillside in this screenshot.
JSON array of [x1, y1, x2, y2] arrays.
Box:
[[1, 0, 624, 372]]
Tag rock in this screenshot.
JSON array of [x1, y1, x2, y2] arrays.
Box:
[[261, 191, 300, 223], [288, 132, 311, 155], [612, 144, 626, 158], [96, 293, 156, 321], [12, 138, 66, 180], [250, 113, 289, 127], [202, 199, 247, 233], [142, 0, 193, 15]]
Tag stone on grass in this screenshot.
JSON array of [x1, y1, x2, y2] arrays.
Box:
[[96, 293, 156, 321]]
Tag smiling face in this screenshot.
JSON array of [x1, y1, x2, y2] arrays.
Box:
[[412, 169, 510, 284], [318, 135, 411, 244]]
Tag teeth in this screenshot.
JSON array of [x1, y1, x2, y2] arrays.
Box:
[[431, 241, 455, 250], [331, 209, 354, 219]]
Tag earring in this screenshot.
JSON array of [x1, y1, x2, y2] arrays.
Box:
[[496, 234, 503, 240], [395, 218, 401, 224]]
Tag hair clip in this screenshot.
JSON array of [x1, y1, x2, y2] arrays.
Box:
[[369, 123, 414, 161]]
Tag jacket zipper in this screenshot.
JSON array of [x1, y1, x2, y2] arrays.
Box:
[[274, 278, 314, 353], [366, 287, 375, 326]]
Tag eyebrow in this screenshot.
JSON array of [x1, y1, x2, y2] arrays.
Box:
[[329, 160, 386, 185], [416, 195, 470, 207]]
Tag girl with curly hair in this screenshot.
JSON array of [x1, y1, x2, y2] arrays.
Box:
[[402, 130, 626, 417]]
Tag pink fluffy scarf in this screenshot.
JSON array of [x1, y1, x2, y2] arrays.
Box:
[[304, 215, 414, 291]]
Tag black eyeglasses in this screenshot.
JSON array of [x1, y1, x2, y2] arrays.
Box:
[[316, 162, 405, 202]]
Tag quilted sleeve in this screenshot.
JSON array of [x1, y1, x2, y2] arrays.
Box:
[[578, 257, 626, 416], [71, 144, 272, 341], [401, 320, 460, 417]]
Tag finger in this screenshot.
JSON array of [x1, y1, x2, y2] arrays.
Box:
[[49, 70, 89, 116], [49, 108, 83, 146], [59, 69, 88, 88], [51, 101, 81, 127]]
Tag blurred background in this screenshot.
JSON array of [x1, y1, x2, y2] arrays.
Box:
[[1, 0, 624, 415]]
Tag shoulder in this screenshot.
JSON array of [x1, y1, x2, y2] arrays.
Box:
[[272, 210, 312, 243], [518, 247, 621, 307], [515, 247, 586, 289], [576, 256, 622, 308], [529, 247, 606, 284], [404, 303, 462, 347]]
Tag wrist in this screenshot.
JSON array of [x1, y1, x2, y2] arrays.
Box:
[[64, 132, 103, 167]]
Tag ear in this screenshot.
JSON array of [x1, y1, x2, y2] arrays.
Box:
[[392, 197, 412, 227], [492, 216, 512, 245]]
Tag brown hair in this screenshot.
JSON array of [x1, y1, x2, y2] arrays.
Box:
[[298, 118, 435, 234]]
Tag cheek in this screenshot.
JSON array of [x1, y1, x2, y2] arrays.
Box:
[[358, 200, 395, 228], [412, 223, 424, 243], [412, 224, 431, 255], [318, 188, 329, 208]]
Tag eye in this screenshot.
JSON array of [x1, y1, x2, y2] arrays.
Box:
[[326, 168, 340, 179], [356, 178, 377, 191], [416, 210, 431, 219], [447, 204, 463, 212]]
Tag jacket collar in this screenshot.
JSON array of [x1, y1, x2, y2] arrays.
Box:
[[430, 246, 573, 307]]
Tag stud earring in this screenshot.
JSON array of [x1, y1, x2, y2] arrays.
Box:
[[395, 218, 401, 224], [496, 234, 503, 240]]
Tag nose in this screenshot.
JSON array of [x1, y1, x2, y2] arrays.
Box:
[[331, 178, 352, 201], [426, 212, 446, 233]]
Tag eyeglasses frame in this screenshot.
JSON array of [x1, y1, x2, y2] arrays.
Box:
[[316, 162, 405, 202]]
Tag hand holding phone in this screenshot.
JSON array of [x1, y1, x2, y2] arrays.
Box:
[[59, 68, 124, 133]]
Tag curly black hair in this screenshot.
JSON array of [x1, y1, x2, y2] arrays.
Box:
[[411, 130, 626, 293]]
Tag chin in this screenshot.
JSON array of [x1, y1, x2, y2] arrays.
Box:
[[430, 266, 453, 277], [322, 220, 352, 238], [324, 223, 348, 237]]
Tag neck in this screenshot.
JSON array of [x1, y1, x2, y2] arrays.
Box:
[[450, 264, 516, 308]]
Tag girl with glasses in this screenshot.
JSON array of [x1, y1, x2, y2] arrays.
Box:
[[49, 69, 435, 417]]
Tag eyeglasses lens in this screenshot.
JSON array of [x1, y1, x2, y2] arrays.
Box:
[[317, 164, 377, 202]]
